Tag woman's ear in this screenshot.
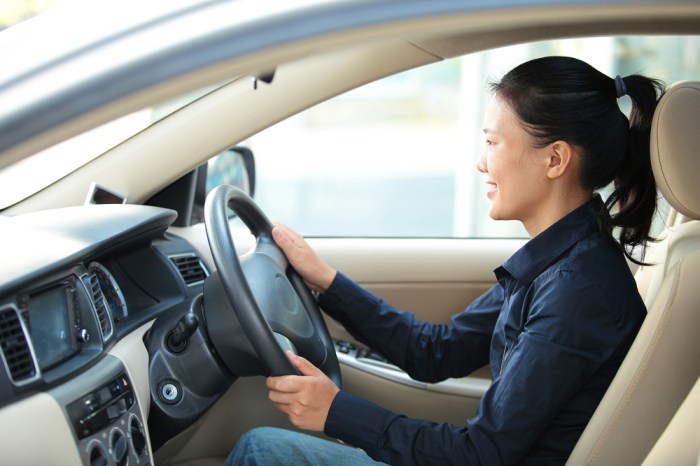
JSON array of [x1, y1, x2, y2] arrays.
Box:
[[546, 141, 575, 180]]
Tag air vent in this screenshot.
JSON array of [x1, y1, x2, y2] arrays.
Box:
[[0, 306, 38, 384], [88, 273, 113, 340], [170, 254, 209, 286]]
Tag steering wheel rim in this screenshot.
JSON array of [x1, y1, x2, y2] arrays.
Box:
[[203, 184, 341, 387]]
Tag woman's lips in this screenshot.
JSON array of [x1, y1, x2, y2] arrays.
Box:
[[486, 181, 497, 199]]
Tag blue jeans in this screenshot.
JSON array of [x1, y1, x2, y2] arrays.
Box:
[[224, 427, 387, 466]]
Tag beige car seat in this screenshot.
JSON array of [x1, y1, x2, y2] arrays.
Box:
[[566, 80, 700, 465], [641, 375, 700, 466]]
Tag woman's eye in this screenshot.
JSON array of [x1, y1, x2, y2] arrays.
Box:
[[485, 140, 493, 146]]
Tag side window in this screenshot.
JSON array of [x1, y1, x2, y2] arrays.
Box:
[[209, 36, 698, 238], [245, 57, 526, 238]]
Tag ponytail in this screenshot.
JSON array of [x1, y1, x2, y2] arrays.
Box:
[[602, 74, 665, 264]]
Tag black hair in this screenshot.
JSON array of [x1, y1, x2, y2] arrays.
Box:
[[490, 56, 665, 264]]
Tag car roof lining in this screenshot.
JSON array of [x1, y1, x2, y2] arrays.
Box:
[[412, 19, 700, 60]]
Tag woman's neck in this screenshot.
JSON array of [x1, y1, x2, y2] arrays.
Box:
[[523, 190, 593, 238]]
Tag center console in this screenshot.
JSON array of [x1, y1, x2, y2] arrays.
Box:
[[51, 356, 150, 466]]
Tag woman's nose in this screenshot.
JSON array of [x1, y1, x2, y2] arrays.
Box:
[[476, 151, 487, 173]]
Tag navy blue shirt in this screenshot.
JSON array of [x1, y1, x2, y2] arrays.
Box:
[[320, 197, 645, 465]]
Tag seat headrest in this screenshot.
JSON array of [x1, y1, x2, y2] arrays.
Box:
[[651, 81, 700, 220]]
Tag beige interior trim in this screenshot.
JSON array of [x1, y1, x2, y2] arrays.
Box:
[[0, 392, 81, 465], [651, 81, 700, 219], [641, 376, 700, 466], [170, 225, 521, 298], [640, 221, 700, 307], [313, 237, 523, 284], [109, 321, 155, 458], [337, 347, 491, 396]]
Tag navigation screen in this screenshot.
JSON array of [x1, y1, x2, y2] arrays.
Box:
[[27, 285, 76, 369]]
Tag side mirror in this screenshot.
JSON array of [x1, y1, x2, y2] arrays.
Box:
[[205, 146, 256, 197], [190, 146, 257, 223], [148, 146, 257, 226]]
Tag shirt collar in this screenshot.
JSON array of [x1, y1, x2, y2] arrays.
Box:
[[496, 195, 604, 286]]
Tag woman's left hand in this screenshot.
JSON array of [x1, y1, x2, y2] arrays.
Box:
[[266, 351, 341, 432]]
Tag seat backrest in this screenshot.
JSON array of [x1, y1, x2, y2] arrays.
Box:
[[641, 375, 700, 466], [634, 207, 678, 305], [566, 80, 700, 465], [636, 213, 700, 308]]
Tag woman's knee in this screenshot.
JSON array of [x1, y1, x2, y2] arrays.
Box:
[[237, 426, 280, 447], [226, 427, 308, 466]]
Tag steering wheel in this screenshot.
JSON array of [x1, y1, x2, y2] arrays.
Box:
[[203, 184, 341, 388]]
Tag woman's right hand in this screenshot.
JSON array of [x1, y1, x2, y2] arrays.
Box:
[[272, 222, 337, 294]]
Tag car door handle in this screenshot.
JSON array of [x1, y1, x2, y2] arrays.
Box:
[[335, 340, 491, 397]]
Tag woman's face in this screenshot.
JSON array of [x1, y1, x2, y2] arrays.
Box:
[[476, 96, 552, 229]]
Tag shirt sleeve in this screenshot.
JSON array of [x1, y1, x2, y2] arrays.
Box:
[[318, 272, 501, 382], [323, 269, 629, 465]]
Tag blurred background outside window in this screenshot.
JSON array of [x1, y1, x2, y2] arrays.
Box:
[[247, 36, 698, 238]]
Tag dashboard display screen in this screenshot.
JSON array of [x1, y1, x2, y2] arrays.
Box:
[[27, 285, 77, 369]]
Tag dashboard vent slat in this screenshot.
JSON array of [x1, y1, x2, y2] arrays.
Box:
[[89, 273, 112, 340], [0, 307, 37, 384], [170, 254, 209, 286]]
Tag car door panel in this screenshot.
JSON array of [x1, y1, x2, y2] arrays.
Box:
[[311, 237, 521, 426]]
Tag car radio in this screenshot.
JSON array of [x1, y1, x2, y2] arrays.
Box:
[[53, 357, 150, 466], [66, 371, 135, 439]]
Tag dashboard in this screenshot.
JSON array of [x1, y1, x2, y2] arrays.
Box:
[[0, 204, 211, 465]]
